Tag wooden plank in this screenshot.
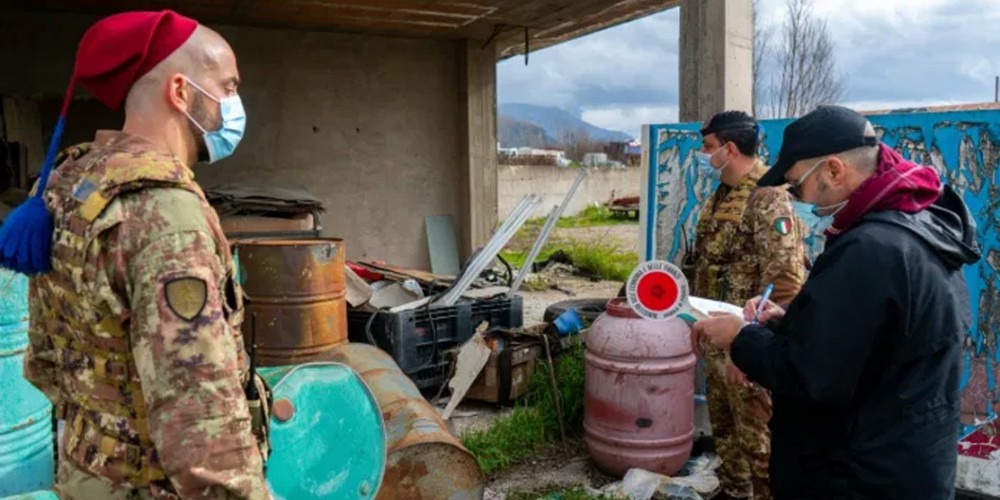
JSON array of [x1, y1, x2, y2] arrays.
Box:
[[357, 262, 455, 285]]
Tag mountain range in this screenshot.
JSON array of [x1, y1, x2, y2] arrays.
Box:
[[498, 103, 633, 148]]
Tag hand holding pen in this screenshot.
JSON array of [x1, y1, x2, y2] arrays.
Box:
[[743, 284, 785, 325]]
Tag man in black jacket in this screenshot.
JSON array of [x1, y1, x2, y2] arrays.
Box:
[[693, 105, 981, 499]]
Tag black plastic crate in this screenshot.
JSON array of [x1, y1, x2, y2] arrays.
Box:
[[467, 295, 523, 331], [347, 304, 473, 389]]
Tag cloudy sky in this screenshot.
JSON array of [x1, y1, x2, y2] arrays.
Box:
[[497, 0, 1000, 138]]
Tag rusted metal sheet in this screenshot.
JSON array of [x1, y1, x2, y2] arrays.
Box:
[[234, 239, 347, 366], [324, 343, 485, 500]]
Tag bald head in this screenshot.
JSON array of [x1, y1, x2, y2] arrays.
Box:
[[125, 26, 236, 113], [122, 25, 240, 165]]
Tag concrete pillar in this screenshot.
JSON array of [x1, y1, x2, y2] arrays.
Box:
[[457, 39, 499, 258], [679, 0, 753, 122]]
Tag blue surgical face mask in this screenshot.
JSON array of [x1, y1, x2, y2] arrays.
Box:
[[694, 151, 715, 176], [183, 76, 246, 163], [810, 200, 848, 218], [694, 146, 730, 180], [808, 199, 848, 233], [789, 158, 848, 231]]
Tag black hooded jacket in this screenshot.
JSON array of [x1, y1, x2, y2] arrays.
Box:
[[731, 185, 981, 499]]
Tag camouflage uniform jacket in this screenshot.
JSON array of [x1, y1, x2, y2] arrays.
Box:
[[690, 161, 806, 308], [23, 131, 268, 499]]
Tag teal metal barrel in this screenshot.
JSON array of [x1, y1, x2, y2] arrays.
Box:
[[324, 343, 485, 500], [0, 270, 53, 497], [0, 490, 59, 500], [260, 362, 385, 499]]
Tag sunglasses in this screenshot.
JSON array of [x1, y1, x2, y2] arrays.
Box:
[[785, 158, 826, 199]]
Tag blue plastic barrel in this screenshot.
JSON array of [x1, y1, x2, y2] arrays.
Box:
[[260, 362, 385, 499], [0, 270, 54, 497], [0, 490, 59, 500]]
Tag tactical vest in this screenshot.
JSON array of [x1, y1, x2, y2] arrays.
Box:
[[32, 141, 270, 491], [688, 163, 768, 306]]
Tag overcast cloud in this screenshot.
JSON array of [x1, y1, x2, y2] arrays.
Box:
[[497, 0, 1000, 138]]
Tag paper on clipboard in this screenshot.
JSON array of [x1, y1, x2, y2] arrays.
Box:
[[678, 296, 745, 324]]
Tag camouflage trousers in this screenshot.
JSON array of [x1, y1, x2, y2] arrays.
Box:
[[55, 455, 162, 500], [705, 349, 773, 500]]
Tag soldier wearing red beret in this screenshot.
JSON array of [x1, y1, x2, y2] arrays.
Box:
[[4, 10, 270, 499]]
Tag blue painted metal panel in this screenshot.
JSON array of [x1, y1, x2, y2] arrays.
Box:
[[0, 270, 53, 497], [260, 363, 386, 500], [642, 109, 1000, 438]]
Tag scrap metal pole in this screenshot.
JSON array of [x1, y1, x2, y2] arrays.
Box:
[[542, 335, 567, 446], [438, 194, 541, 306], [507, 205, 559, 295], [507, 168, 588, 297]]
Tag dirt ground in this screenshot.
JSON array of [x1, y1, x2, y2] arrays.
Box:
[[520, 276, 623, 324], [485, 438, 619, 497]]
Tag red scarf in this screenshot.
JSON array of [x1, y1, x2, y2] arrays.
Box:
[[827, 143, 942, 236]]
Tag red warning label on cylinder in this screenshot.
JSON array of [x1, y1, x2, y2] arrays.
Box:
[[626, 260, 689, 320]]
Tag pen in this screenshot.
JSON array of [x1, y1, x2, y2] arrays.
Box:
[[751, 283, 774, 325]]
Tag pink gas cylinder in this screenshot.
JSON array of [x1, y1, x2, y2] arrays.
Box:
[[584, 298, 696, 477]]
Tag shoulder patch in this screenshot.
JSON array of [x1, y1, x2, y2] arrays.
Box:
[[164, 277, 208, 321], [72, 178, 98, 202], [76, 177, 110, 222], [774, 217, 792, 235]]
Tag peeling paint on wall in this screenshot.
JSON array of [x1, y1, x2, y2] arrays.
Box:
[[640, 110, 1000, 450]]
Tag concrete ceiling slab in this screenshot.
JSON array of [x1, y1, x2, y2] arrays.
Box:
[[12, 0, 680, 59]]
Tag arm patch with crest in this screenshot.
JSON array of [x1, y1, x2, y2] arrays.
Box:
[[164, 277, 208, 321]]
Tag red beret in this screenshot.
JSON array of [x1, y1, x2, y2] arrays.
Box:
[[73, 10, 198, 111]]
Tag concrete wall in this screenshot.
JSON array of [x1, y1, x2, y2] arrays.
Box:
[[498, 165, 642, 219], [0, 11, 469, 269], [640, 110, 1000, 472]]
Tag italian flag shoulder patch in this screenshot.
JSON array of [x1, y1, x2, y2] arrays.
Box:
[[774, 217, 792, 235]]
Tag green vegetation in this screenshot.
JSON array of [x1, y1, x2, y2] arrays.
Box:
[[508, 487, 611, 500], [460, 405, 550, 476], [522, 205, 636, 230], [461, 342, 587, 477], [562, 240, 638, 282], [499, 205, 638, 283], [500, 238, 637, 283]]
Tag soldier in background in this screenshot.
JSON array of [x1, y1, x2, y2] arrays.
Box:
[[12, 10, 270, 499], [687, 111, 806, 500]]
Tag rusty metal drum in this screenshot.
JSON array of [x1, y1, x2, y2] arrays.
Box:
[[584, 298, 696, 477], [258, 362, 385, 499], [324, 343, 485, 500], [234, 239, 347, 366]]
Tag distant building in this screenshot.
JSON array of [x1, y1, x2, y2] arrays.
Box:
[[605, 139, 641, 166], [498, 147, 570, 167], [582, 152, 608, 167]]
